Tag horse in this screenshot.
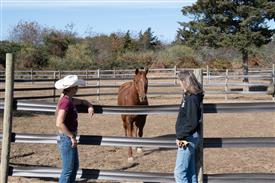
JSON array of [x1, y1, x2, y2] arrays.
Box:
[[117, 68, 149, 162]]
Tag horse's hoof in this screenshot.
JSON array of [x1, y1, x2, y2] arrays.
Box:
[[137, 147, 143, 153], [128, 157, 134, 162]]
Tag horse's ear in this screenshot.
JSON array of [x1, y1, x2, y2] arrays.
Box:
[[135, 68, 139, 75], [145, 68, 149, 74]]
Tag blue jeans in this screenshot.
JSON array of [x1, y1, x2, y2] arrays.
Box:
[[174, 133, 199, 183], [57, 134, 79, 183]]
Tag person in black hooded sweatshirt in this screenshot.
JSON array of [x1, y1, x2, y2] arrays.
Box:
[[174, 70, 204, 183]]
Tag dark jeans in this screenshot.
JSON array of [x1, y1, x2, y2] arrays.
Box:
[[57, 134, 79, 183]]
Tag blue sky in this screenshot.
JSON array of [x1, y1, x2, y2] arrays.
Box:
[[1, 0, 197, 43]]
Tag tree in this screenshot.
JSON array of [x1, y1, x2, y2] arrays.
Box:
[[138, 28, 160, 50], [110, 33, 124, 55], [48, 42, 96, 70], [123, 30, 138, 52], [0, 41, 21, 69], [44, 30, 76, 58], [178, 0, 275, 82], [16, 45, 49, 69], [9, 21, 46, 45]]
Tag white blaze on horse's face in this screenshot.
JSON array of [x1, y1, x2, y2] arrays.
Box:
[[134, 71, 148, 103]]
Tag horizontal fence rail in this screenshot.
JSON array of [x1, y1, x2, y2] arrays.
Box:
[[0, 82, 271, 92], [0, 76, 178, 83], [1, 100, 275, 114], [8, 167, 275, 183], [1, 133, 275, 148], [0, 83, 179, 92], [204, 173, 275, 183], [0, 84, 173, 93], [9, 167, 175, 183], [0, 74, 272, 82], [0, 91, 270, 101], [0, 68, 272, 76], [1, 67, 273, 102]]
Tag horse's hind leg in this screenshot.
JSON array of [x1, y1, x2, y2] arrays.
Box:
[[121, 115, 127, 136]]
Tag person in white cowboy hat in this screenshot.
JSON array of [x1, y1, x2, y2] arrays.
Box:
[[55, 75, 94, 183]]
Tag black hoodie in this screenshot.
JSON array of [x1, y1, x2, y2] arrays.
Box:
[[175, 92, 204, 140]]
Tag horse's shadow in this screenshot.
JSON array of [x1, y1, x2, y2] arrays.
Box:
[[117, 134, 175, 171], [142, 134, 176, 156], [119, 162, 140, 171], [10, 152, 35, 159]]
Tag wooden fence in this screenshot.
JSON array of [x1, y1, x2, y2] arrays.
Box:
[[0, 67, 274, 102], [0, 66, 274, 80], [0, 55, 275, 182]]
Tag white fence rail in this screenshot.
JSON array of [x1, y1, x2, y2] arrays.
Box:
[[1, 100, 275, 182], [0, 67, 274, 101]]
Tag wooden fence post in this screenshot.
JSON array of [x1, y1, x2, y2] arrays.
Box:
[[0, 53, 15, 183], [113, 69, 116, 86], [272, 64, 274, 83], [53, 71, 56, 102], [225, 69, 228, 101], [97, 69, 101, 101], [194, 69, 203, 183], [30, 68, 33, 84], [206, 65, 210, 84], [272, 64, 275, 101], [174, 65, 177, 85], [58, 70, 61, 79]]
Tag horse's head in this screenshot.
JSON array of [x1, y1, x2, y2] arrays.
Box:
[[133, 68, 149, 102]]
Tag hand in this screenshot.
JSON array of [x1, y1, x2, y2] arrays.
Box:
[[176, 139, 189, 148], [88, 106, 94, 117], [70, 137, 77, 148]]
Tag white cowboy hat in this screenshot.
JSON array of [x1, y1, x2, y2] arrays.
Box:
[[55, 75, 86, 89]]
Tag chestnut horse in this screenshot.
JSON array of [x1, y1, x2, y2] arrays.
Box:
[[117, 68, 149, 161]]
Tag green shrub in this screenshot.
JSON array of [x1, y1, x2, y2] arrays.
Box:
[[177, 56, 200, 68], [15, 45, 48, 69], [48, 43, 96, 70], [207, 58, 232, 69], [116, 51, 156, 69], [156, 45, 199, 68]]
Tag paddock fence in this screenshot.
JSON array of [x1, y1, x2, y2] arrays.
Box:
[[0, 67, 274, 101], [0, 100, 275, 183]]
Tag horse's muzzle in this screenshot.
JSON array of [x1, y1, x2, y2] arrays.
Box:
[[139, 95, 146, 103]]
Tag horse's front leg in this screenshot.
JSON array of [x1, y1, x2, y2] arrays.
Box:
[[137, 115, 146, 138], [136, 115, 147, 154], [133, 121, 142, 153]]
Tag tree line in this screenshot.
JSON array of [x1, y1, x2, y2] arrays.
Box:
[[1, 0, 274, 76]]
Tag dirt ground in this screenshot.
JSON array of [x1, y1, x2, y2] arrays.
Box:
[[0, 92, 275, 182]]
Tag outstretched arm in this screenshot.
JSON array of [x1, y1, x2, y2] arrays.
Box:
[[73, 98, 94, 116]]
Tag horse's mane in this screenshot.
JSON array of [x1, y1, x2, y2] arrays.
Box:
[[118, 81, 133, 94]]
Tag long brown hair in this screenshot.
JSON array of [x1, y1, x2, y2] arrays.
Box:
[[178, 70, 203, 94]]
